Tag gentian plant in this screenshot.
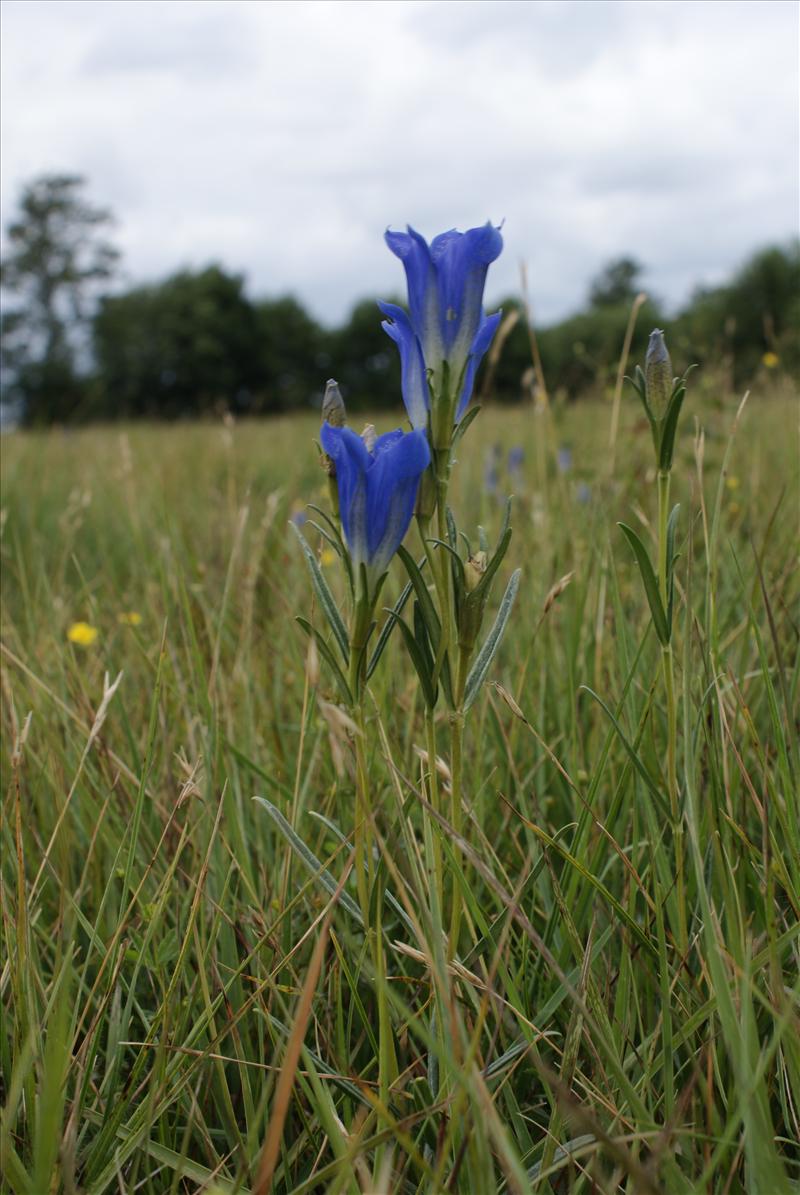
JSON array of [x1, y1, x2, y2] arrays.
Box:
[[380, 223, 517, 946], [285, 225, 519, 1138], [622, 328, 694, 947], [292, 225, 516, 970]]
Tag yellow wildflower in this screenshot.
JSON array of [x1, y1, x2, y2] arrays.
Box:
[[117, 611, 142, 626], [726, 476, 740, 490], [320, 548, 336, 567], [762, 351, 779, 369], [67, 621, 98, 647]]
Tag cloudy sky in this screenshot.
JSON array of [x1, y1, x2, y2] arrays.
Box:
[[1, 0, 797, 325]]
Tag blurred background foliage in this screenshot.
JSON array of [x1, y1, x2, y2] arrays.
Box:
[[2, 173, 798, 425]]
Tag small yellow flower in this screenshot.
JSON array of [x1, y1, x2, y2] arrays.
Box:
[[762, 351, 779, 369], [726, 476, 740, 490], [67, 621, 98, 647], [320, 548, 336, 567], [117, 611, 142, 626]]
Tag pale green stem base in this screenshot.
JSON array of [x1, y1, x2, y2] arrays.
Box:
[[657, 470, 686, 948]]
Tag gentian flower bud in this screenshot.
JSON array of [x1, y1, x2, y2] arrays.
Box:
[[322, 378, 347, 427], [645, 329, 673, 422], [320, 378, 346, 517], [380, 223, 503, 446], [465, 551, 488, 592]]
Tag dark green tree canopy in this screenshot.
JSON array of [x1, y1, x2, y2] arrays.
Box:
[[94, 266, 262, 419]]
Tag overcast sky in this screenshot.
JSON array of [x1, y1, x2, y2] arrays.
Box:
[[1, 0, 797, 325]]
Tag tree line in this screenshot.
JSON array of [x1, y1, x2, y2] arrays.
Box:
[[2, 175, 797, 425]]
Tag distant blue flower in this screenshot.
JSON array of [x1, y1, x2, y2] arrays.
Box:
[[557, 446, 573, 474], [379, 223, 503, 432], [508, 446, 525, 476], [320, 422, 430, 579], [484, 443, 502, 495], [576, 482, 591, 505]]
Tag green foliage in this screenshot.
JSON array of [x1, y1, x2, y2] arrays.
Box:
[[0, 174, 119, 423], [327, 297, 403, 412], [253, 296, 329, 414], [671, 241, 800, 386], [93, 265, 262, 418]]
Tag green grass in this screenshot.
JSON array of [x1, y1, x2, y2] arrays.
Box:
[[1, 386, 798, 1193]]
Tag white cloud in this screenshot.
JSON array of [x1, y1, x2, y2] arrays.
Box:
[[1, 0, 797, 324]]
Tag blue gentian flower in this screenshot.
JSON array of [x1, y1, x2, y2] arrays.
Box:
[[379, 223, 503, 436], [320, 422, 430, 580]]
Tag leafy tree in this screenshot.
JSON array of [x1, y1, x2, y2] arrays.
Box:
[[252, 296, 328, 414], [672, 242, 800, 384], [329, 298, 403, 413], [1, 174, 119, 422], [93, 266, 261, 418], [589, 257, 643, 308]]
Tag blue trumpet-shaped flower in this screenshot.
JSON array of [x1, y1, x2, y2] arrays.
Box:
[[379, 223, 503, 436], [321, 422, 430, 580]]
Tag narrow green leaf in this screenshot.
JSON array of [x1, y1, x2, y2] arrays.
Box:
[[581, 686, 670, 819], [473, 526, 513, 602], [463, 568, 521, 711], [629, 363, 655, 428], [366, 578, 413, 680], [426, 537, 466, 586], [618, 522, 670, 645], [397, 546, 440, 643], [413, 599, 434, 674], [385, 610, 438, 708], [254, 797, 363, 924], [307, 811, 417, 935], [658, 383, 686, 471], [498, 495, 513, 542], [666, 502, 680, 632], [306, 519, 343, 557], [295, 617, 352, 704], [445, 506, 458, 550], [451, 403, 481, 448], [290, 522, 349, 661]]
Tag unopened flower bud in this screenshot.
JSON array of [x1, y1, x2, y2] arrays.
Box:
[[361, 424, 377, 453], [465, 551, 488, 592], [322, 378, 346, 427], [645, 329, 673, 421]]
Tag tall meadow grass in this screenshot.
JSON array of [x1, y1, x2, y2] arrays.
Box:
[[1, 383, 798, 1193]]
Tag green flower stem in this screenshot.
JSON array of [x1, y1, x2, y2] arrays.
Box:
[[657, 468, 685, 946], [347, 584, 397, 1140], [433, 448, 454, 682], [425, 708, 445, 920], [348, 586, 373, 931], [448, 645, 470, 953]]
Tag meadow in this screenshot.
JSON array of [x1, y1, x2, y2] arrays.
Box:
[[1, 380, 798, 1193]]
